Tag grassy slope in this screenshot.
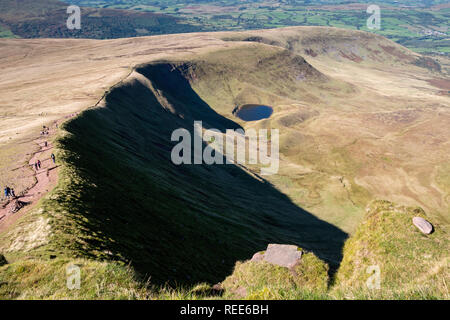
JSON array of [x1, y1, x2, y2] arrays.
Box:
[[332, 200, 449, 299], [0, 28, 448, 299], [180, 36, 378, 234], [0, 257, 149, 299], [1, 45, 349, 298], [215, 200, 449, 300], [215, 28, 444, 231]]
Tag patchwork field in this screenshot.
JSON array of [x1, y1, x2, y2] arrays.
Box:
[[70, 0, 450, 56]]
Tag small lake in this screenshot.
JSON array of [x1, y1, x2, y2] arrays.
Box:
[[234, 104, 273, 121]]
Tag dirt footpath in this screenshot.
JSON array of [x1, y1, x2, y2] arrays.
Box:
[[0, 125, 60, 234]]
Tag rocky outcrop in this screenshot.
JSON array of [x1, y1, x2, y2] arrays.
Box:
[[221, 244, 329, 299]]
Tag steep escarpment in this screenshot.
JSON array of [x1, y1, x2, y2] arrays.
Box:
[[222, 27, 442, 72], [0, 27, 447, 300], [29, 49, 348, 287], [174, 44, 351, 114]]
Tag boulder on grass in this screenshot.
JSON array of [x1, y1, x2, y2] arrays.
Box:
[[412, 217, 434, 234], [263, 244, 302, 269]]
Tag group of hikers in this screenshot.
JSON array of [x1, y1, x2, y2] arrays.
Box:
[[2, 123, 57, 204], [3, 155, 56, 203], [34, 159, 42, 171], [40, 125, 50, 136], [3, 186, 16, 200], [33, 153, 56, 171]]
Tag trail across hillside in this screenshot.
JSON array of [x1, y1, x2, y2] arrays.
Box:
[[0, 124, 60, 233]]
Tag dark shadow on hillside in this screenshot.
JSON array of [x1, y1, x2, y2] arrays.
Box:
[[58, 62, 348, 286], [136, 62, 242, 132]]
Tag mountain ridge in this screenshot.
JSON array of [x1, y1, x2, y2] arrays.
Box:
[[0, 26, 448, 299]]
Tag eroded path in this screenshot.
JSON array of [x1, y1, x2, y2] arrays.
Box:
[[0, 124, 59, 234]]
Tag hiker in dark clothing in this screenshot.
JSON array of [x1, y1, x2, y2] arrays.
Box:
[[51, 153, 56, 164], [34, 162, 39, 171], [10, 188, 16, 199], [44, 141, 48, 147], [37, 160, 41, 169], [4, 187, 10, 199]]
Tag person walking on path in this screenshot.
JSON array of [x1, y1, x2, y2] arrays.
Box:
[[4, 186, 10, 199], [10, 188, 16, 199], [34, 162, 39, 171], [51, 153, 56, 164], [37, 160, 41, 169], [44, 141, 48, 147]]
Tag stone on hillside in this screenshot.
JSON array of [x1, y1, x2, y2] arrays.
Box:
[[263, 244, 302, 269], [412, 217, 433, 234]]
